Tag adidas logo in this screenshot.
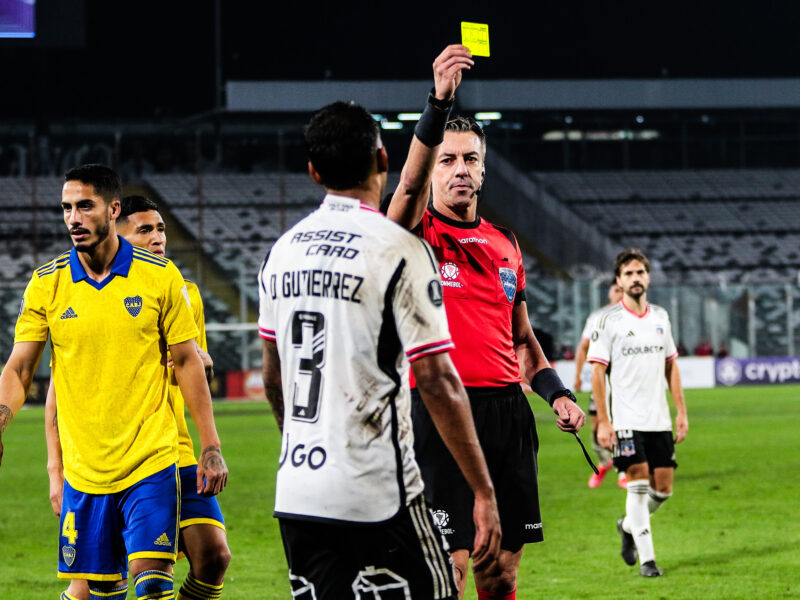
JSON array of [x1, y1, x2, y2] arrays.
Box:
[[60, 307, 78, 320], [154, 532, 171, 547], [626, 330, 635, 337]]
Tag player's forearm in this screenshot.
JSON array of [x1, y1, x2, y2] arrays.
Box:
[[44, 378, 63, 474], [261, 340, 285, 432], [0, 361, 37, 432], [574, 339, 590, 379], [415, 365, 494, 499], [665, 361, 687, 416], [173, 353, 221, 449], [590, 364, 610, 423]]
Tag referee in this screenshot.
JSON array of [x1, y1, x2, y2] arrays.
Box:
[[384, 117, 586, 598]]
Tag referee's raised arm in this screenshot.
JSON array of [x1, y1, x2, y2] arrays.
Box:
[[385, 44, 473, 230]]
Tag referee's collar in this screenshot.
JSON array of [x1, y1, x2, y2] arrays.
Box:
[[70, 236, 133, 287], [428, 200, 481, 229]]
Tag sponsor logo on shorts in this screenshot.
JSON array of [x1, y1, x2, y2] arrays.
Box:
[[124, 295, 143, 317], [154, 532, 172, 547], [62, 545, 76, 567], [431, 510, 449, 528], [431, 509, 454, 535], [525, 522, 542, 530]]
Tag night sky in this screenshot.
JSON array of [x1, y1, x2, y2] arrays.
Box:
[[2, 1, 800, 118]]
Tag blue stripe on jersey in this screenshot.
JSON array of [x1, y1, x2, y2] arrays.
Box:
[[132, 254, 169, 268]]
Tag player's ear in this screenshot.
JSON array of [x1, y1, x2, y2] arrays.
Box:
[[109, 198, 121, 220], [376, 146, 389, 174], [308, 162, 324, 185]]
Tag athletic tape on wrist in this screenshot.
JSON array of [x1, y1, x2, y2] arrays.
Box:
[[414, 88, 454, 148], [531, 367, 574, 407]]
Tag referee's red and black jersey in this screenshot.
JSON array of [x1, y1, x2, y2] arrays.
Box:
[[409, 205, 526, 388]]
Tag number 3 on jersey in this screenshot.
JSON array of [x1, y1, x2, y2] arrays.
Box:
[[291, 311, 326, 422], [62, 511, 78, 545]]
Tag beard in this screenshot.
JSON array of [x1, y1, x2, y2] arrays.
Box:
[[73, 218, 111, 253], [625, 283, 646, 300]]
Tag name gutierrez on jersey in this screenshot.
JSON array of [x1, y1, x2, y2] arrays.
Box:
[[290, 229, 362, 259], [268, 270, 364, 304]]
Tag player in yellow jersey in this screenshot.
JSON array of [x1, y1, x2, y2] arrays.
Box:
[[44, 196, 230, 600], [0, 164, 228, 600]]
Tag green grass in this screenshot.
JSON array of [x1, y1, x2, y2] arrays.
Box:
[[1, 387, 799, 598]]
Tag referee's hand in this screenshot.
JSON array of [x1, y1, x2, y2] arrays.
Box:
[[553, 396, 586, 433], [471, 492, 501, 570], [197, 445, 229, 496]]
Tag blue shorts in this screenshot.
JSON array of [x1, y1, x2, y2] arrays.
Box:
[[58, 465, 180, 581], [178, 465, 225, 530]]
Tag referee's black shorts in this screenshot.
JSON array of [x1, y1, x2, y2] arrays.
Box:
[[279, 494, 457, 600], [411, 383, 543, 553]]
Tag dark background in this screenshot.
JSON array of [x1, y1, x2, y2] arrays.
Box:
[[2, 1, 800, 118]]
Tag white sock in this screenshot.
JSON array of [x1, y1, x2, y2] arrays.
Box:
[[624, 479, 655, 564], [648, 487, 672, 515]]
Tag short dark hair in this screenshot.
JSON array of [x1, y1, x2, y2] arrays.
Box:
[[614, 248, 651, 277], [63, 164, 121, 204], [118, 195, 159, 225], [304, 101, 380, 190], [445, 116, 486, 152]]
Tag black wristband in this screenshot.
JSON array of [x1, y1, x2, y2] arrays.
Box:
[[414, 88, 454, 148], [531, 367, 576, 407]]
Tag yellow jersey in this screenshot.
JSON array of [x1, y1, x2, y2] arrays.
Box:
[[168, 279, 207, 467], [15, 237, 199, 494]]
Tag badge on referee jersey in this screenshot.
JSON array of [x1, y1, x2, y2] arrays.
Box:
[[498, 267, 516, 303]]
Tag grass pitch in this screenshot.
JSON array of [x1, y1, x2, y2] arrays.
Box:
[[1, 386, 798, 598]]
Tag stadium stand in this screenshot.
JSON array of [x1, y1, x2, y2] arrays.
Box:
[[537, 169, 800, 282]]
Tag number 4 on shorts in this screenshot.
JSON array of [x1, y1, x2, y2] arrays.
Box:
[[62, 510, 78, 545]]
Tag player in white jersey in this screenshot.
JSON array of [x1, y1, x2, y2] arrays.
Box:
[[587, 248, 688, 578], [574, 282, 624, 488], [258, 53, 501, 600]]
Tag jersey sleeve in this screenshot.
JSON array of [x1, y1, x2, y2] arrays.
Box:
[[512, 233, 527, 305], [392, 238, 454, 363], [257, 252, 276, 342], [186, 281, 208, 352], [14, 274, 49, 343], [586, 317, 611, 366], [160, 262, 200, 346]]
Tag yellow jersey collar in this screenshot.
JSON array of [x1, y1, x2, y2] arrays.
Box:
[[70, 236, 134, 289]]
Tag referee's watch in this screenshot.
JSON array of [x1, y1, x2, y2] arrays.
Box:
[[549, 388, 578, 405]]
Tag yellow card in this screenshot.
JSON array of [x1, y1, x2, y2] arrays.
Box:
[[461, 22, 490, 57]]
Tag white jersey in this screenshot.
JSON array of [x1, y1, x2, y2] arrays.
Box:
[[258, 194, 454, 524], [586, 301, 678, 431]]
